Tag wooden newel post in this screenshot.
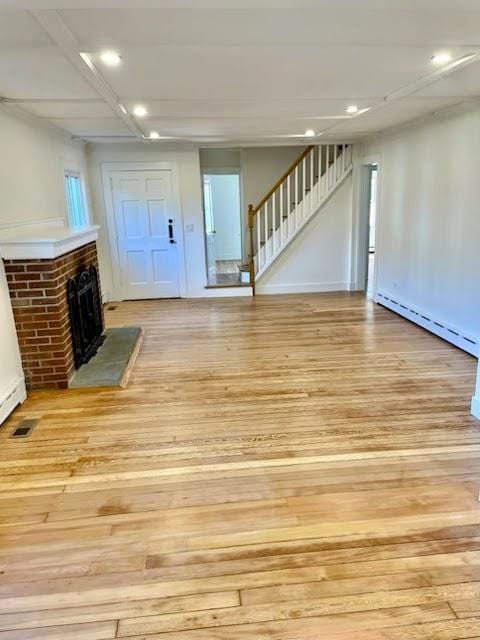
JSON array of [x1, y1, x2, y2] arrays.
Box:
[[248, 204, 255, 295]]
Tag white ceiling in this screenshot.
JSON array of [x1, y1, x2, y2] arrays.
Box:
[[1, 3, 480, 145]]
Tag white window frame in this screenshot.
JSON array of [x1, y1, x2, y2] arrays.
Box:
[[64, 171, 89, 228]]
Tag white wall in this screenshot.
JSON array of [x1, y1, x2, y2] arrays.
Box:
[[199, 148, 241, 172], [0, 106, 90, 228], [208, 174, 242, 261], [0, 107, 91, 417], [240, 146, 307, 210], [257, 176, 353, 294], [358, 107, 480, 345]]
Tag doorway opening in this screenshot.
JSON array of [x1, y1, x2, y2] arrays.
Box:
[[366, 164, 377, 298], [202, 173, 246, 287]]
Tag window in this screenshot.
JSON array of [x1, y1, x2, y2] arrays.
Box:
[[64, 172, 88, 227]]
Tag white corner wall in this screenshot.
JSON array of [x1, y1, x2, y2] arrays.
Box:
[[257, 176, 353, 294], [359, 107, 480, 352], [0, 106, 90, 228], [0, 106, 90, 418], [240, 146, 307, 209]]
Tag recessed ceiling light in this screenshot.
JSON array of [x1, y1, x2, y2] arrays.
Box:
[[100, 50, 121, 66], [346, 105, 359, 114], [304, 129, 315, 137], [432, 52, 452, 65], [133, 105, 148, 118], [149, 131, 160, 139]]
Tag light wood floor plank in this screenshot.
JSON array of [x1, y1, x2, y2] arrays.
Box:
[[0, 293, 478, 636]]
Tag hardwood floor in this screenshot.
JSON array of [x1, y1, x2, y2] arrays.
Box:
[[1, 292, 479, 639]]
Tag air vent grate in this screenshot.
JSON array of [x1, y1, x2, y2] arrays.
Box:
[[10, 419, 38, 439]]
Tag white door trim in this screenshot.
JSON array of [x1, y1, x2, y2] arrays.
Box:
[[101, 161, 187, 301], [350, 151, 382, 296]]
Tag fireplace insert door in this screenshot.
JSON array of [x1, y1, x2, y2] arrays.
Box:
[[68, 265, 104, 369]]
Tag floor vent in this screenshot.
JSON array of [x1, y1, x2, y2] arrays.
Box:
[[10, 418, 38, 439]]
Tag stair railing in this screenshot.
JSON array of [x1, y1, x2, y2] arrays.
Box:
[[247, 143, 352, 293]]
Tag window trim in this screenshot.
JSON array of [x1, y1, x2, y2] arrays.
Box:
[[64, 170, 89, 228]]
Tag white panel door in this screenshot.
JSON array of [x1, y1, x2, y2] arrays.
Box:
[[111, 170, 180, 299]]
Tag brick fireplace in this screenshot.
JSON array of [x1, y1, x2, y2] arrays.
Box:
[[3, 234, 102, 390]]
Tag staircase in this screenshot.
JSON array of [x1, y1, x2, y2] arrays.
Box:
[[247, 144, 353, 292]]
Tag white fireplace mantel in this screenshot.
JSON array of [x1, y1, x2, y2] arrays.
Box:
[[0, 219, 100, 260]]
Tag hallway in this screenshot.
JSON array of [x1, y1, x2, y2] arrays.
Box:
[[0, 293, 479, 638]]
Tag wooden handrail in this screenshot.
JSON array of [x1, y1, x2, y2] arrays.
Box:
[[250, 145, 314, 214]]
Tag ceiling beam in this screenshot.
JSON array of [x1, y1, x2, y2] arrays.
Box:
[[321, 50, 480, 137], [29, 10, 146, 140]]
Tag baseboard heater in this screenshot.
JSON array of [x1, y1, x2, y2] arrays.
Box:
[[0, 377, 26, 427], [376, 291, 478, 357]]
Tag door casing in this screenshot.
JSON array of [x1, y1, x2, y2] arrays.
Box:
[[351, 151, 382, 297]]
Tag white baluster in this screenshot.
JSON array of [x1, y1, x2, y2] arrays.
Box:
[[272, 191, 277, 252], [256, 211, 261, 270], [302, 157, 306, 222], [318, 146, 321, 197], [334, 144, 338, 183], [318, 145, 322, 198], [323, 145, 327, 192], [287, 173, 291, 237], [280, 181, 284, 248], [294, 166, 299, 230], [308, 147, 315, 210], [324, 145, 329, 194], [310, 148, 314, 209], [264, 202, 268, 262]]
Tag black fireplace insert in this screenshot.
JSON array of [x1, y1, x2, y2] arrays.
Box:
[[67, 265, 105, 369]]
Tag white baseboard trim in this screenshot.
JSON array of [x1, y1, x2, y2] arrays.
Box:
[[376, 290, 479, 357], [256, 281, 350, 295], [0, 377, 26, 427], [471, 395, 480, 420]]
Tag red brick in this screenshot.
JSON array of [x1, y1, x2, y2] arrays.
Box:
[[5, 242, 101, 390]]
